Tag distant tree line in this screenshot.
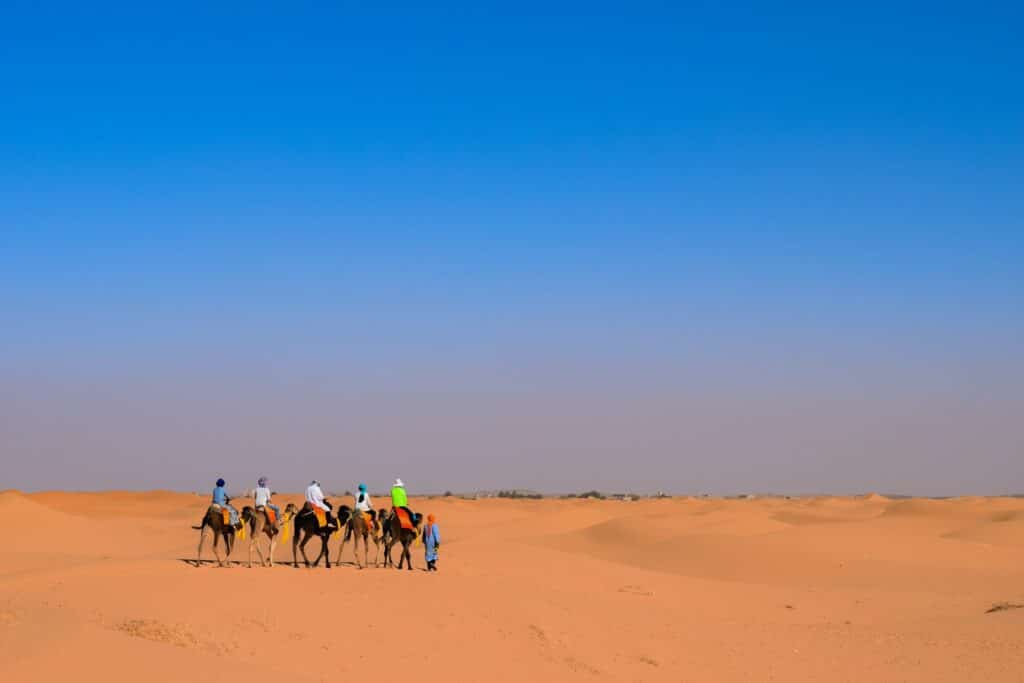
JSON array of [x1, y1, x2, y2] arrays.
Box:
[[496, 490, 543, 499]]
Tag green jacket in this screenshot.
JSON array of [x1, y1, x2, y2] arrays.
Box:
[[391, 485, 408, 508]]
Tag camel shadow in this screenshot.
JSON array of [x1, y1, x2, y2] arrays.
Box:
[[177, 558, 294, 569]]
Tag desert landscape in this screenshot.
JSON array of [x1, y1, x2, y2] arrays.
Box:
[[2, 490, 1023, 681]]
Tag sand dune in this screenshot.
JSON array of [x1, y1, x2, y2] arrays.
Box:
[[2, 492, 1023, 681]]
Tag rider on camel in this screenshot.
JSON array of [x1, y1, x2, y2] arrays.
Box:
[[212, 478, 240, 525], [390, 478, 416, 529], [305, 480, 333, 528], [354, 483, 376, 530], [253, 477, 281, 524]]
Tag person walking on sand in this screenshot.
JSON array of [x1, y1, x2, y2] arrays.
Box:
[[422, 513, 441, 571]]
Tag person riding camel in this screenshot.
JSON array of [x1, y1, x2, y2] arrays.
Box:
[[354, 483, 375, 530], [390, 478, 415, 529], [212, 478, 240, 525], [253, 477, 281, 525], [305, 479, 333, 529]]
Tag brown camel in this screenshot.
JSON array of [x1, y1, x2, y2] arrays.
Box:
[[242, 503, 297, 568], [383, 508, 422, 570], [337, 509, 382, 568], [292, 503, 351, 569], [193, 505, 243, 567]]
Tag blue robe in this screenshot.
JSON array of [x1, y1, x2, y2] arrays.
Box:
[[423, 523, 440, 561]]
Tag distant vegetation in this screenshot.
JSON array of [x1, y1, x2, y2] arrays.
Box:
[[496, 489, 543, 499]]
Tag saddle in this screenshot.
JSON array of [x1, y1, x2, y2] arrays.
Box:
[[257, 506, 277, 525], [299, 499, 337, 532], [300, 502, 332, 530], [221, 508, 231, 525], [394, 507, 416, 531]]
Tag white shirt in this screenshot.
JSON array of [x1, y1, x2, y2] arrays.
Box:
[[354, 491, 373, 512], [305, 483, 328, 511], [254, 486, 272, 507]]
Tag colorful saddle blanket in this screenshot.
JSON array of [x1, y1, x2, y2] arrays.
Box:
[[394, 507, 415, 531]]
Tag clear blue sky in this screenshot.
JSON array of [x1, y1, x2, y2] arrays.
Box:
[[2, 2, 1022, 494]]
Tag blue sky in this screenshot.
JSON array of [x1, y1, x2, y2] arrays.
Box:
[[2, 2, 1022, 494]]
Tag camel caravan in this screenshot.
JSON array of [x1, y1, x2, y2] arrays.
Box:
[[194, 478, 429, 570]]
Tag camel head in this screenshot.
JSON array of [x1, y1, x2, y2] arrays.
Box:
[[241, 506, 255, 523], [282, 503, 298, 521]]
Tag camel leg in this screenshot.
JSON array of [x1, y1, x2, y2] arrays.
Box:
[[311, 532, 325, 567], [251, 533, 266, 568], [299, 533, 314, 568], [224, 533, 234, 567], [293, 530, 300, 568], [252, 521, 266, 567], [337, 527, 348, 567], [268, 534, 276, 567], [404, 541, 413, 571], [362, 533, 369, 570], [310, 534, 329, 569], [196, 527, 206, 567], [212, 533, 225, 568], [321, 535, 331, 569]]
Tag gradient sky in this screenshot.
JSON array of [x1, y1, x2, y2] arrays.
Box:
[[2, 2, 1022, 495]]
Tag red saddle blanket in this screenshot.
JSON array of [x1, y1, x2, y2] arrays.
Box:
[[263, 507, 277, 525]]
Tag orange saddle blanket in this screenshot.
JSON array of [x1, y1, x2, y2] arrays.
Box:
[[264, 507, 277, 525], [221, 508, 231, 525], [394, 507, 414, 531], [314, 508, 327, 528]]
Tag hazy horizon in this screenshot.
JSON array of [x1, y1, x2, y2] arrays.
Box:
[[2, 4, 1021, 496]]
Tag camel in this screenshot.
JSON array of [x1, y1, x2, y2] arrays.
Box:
[[292, 503, 351, 569], [337, 509, 383, 568], [383, 508, 422, 570], [242, 503, 297, 568], [194, 505, 243, 567]]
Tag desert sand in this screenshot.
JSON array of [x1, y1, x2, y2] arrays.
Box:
[[2, 490, 1023, 681]]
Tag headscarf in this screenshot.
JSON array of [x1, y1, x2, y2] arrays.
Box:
[[216, 478, 226, 487], [427, 513, 436, 523], [394, 478, 404, 488], [258, 477, 267, 487], [358, 483, 367, 492]]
